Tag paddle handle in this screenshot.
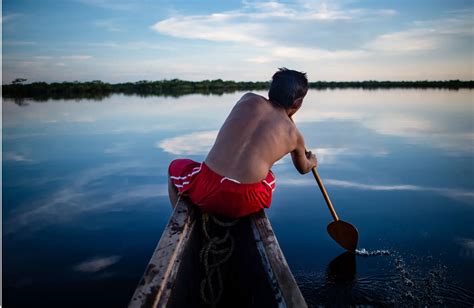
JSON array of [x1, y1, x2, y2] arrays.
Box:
[[311, 167, 339, 222]]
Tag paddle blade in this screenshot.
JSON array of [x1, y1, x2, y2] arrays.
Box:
[[327, 220, 359, 253]]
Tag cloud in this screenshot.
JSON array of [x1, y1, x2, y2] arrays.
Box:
[[3, 40, 36, 46], [367, 114, 433, 136], [365, 12, 474, 54], [148, 1, 400, 67], [77, 0, 136, 10], [4, 152, 33, 162], [271, 46, 368, 61], [34, 56, 53, 60], [311, 147, 348, 163], [92, 19, 122, 32], [71, 117, 96, 123], [73, 256, 121, 273], [2, 13, 24, 23], [146, 2, 471, 80], [89, 41, 173, 51], [157, 130, 218, 155], [61, 55, 93, 60], [104, 142, 131, 155], [246, 56, 275, 63], [365, 28, 440, 53], [296, 1, 397, 21], [151, 1, 397, 48], [242, 1, 396, 21], [152, 14, 267, 46]]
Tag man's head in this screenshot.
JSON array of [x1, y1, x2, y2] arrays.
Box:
[[268, 68, 308, 113]]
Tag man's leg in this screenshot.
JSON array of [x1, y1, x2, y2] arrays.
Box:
[[168, 175, 179, 209]]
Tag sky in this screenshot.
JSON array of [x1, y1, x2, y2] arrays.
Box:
[[2, 0, 473, 83]]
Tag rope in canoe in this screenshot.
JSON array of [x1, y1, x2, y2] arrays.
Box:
[[200, 213, 239, 307]]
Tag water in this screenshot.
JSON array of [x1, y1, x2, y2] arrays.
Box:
[[3, 89, 474, 307]]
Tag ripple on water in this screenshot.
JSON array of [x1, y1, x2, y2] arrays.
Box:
[[355, 248, 391, 256], [294, 251, 474, 307]]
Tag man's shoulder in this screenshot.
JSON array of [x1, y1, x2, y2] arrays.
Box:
[[240, 92, 266, 101]]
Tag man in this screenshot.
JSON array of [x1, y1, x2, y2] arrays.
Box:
[[168, 68, 317, 218]]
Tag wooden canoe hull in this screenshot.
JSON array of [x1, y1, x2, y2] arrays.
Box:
[[129, 198, 307, 308]]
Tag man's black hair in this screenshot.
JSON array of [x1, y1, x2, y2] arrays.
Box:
[[268, 67, 308, 108]]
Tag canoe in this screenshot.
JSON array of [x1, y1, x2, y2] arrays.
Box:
[[129, 197, 307, 308]]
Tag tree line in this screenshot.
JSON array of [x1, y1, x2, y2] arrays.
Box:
[[3, 78, 473, 101]]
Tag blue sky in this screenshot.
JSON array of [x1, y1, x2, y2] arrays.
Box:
[[2, 0, 473, 83]]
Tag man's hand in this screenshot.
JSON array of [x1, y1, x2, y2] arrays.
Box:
[[305, 150, 317, 169]]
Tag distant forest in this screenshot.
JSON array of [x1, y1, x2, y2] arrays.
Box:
[[2, 78, 473, 100]]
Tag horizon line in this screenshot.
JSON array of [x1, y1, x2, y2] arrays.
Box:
[[3, 78, 474, 85]]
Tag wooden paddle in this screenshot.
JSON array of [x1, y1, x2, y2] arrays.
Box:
[[311, 167, 359, 253]]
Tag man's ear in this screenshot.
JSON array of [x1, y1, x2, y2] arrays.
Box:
[[292, 97, 303, 109]]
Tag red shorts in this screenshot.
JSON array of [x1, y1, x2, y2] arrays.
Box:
[[168, 159, 276, 218]]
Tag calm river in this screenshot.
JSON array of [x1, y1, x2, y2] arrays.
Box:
[[3, 89, 474, 307]]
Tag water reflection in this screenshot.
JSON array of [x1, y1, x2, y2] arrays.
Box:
[[327, 252, 357, 283], [4, 161, 168, 234], [299, 251, 474, 306], [157, 130, 218, 155], [3, 89, 474, 307], [73, 256, 121, 273], [298, 89, 474, 154], [278, 177, 474, 204]]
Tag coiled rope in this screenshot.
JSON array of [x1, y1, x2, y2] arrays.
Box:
[[200, 213, 239, 307]]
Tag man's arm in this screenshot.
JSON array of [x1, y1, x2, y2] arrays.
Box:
[[290, 129, 317, 174]]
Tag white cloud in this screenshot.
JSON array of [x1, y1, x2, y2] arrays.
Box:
[[77, 0, 136, 10], [71, 117, 96, 123], [152, 9, 371, 65], [61, 55, 93, 60], [246, 56, 275, 63], [151, 1, 398, 49], [1, 13, 24, 23], [3, 40, 36, 46], [146, 3, 472, 80], [93, 19, 122, 32], [305, 147, 388, 165], [244, 1, 396, 21], [90, 41, 173, 51], [298, 1, 396, 21], [325, 179, 426, 191], [366, 114, 433, 136], [365, 12, 474, 54], [4, 152, 33, 162], [34, 56, 53, 60], [104, 142, 130, 155], [311, 147, 352, 164], [272, 46, 368, 61], [157, 130, 218, 155], [73, 256, 121, 273], [151, 15, 267, 46], [365, 28, 440, 53]]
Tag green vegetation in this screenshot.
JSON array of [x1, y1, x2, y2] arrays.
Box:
[[3, 79, 473, 101]]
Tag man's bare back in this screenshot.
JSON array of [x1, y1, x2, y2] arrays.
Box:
[[205, 92, 316, 183], [168, 68, 315, 217]]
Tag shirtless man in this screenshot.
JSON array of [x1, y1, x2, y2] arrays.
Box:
[[168, 68, 317, 218]]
